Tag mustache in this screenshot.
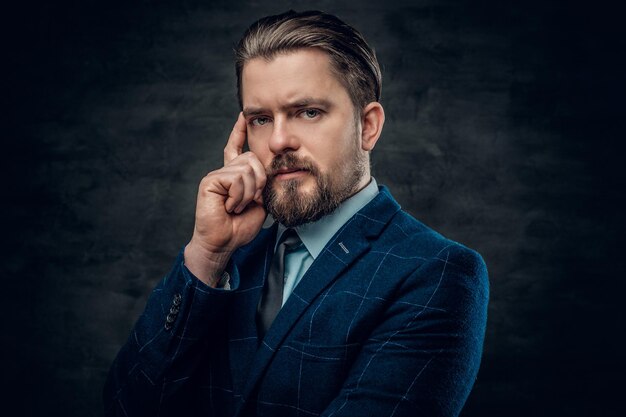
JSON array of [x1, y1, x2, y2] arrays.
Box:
[[266, 153, 319, 178]]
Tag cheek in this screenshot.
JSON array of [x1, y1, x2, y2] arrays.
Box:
[[321, 125, 358, 162]]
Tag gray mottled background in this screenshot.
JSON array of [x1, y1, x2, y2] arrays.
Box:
[[3, 0, 624, 416]]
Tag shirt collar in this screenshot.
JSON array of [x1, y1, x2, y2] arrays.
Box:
[[272, 177, 379, 259]]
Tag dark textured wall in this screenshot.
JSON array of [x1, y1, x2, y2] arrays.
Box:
[[4, 0, 623, 416]]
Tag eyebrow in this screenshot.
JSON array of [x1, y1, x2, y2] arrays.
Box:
[[243, 97, 334, 117]]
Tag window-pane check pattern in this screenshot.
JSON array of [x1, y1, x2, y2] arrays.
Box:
[[104, 186, 489, 417]]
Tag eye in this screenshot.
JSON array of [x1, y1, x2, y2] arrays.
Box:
[[251, 117, 270, 126], [302, 109, 320, 119]]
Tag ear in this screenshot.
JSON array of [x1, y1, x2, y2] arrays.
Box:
[[360, 102, 385, 151]]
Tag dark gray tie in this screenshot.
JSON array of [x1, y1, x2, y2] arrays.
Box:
[[257, 229, 302, 339]]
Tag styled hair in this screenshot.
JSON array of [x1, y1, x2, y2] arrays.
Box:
[[234, 10, 382, 114]]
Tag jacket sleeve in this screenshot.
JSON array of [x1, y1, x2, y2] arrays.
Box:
[[103, 250, 240, 417], [321, 244, 489, 417]]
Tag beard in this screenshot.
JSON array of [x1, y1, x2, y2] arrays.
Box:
[[262, 148, 367, 228]]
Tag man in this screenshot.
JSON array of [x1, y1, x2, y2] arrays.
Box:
[[104, 10, 489, 417]]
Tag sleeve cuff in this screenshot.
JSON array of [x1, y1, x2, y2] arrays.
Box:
[[180, 251, 240, 292]]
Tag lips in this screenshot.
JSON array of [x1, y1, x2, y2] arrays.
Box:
[[276, 167, 306, 175], [272, 166, 309, 180]]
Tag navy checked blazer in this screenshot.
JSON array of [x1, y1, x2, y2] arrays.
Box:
[[104, 186, 489, 417]]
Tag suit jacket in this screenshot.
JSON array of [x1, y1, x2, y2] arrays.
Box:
[[104, 186, 489, 417]]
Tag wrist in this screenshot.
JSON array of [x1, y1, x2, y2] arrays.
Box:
[[183, 241, 234, 287]]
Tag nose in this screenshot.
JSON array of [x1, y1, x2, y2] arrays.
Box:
[[268, 117, 300, 154]]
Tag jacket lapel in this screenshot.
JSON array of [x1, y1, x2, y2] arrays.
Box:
[[227, 224, 277, 399], [235, 187, 401, 414]]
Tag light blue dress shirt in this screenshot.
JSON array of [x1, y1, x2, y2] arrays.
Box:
[[270, 178, 379, 306]]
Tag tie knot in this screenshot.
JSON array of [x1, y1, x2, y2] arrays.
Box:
[[280, 229, 302, 252]]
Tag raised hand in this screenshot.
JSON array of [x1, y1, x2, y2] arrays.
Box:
[[184, 113, 267, 286]]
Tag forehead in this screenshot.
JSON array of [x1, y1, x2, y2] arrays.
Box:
[[241, 48, 351, 109]]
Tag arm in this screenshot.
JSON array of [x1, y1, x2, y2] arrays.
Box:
[[322, 245, 489, 417], [103, 254, 241, 417], [103, 113, 266, 416]]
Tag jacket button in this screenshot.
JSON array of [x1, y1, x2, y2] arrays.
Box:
[[164, 313, 176, 331], [164, 294, 182, 331]]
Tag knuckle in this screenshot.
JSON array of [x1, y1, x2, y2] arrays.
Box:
[[199, 174, 211, 186], [242, 164, 254, 175], [246, 151, 259, 162]]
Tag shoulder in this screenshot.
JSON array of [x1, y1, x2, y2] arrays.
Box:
[[372, 206, 489, 298], [384, 208, 484, 262], [354, 185, 488, 286], [349, 210, 489, 348]]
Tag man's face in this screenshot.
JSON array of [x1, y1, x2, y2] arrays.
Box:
[[241, 48, 369, 227]]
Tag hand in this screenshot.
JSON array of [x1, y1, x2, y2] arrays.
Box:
[[184, 113, 267, 286]]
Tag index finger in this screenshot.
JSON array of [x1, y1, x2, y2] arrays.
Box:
[[223, 112, 247, 165]]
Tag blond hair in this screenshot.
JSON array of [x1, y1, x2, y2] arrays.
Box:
[[235, 10, 382, 115]]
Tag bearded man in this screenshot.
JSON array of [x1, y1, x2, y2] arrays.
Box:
[[104, 10, 489, 417]]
